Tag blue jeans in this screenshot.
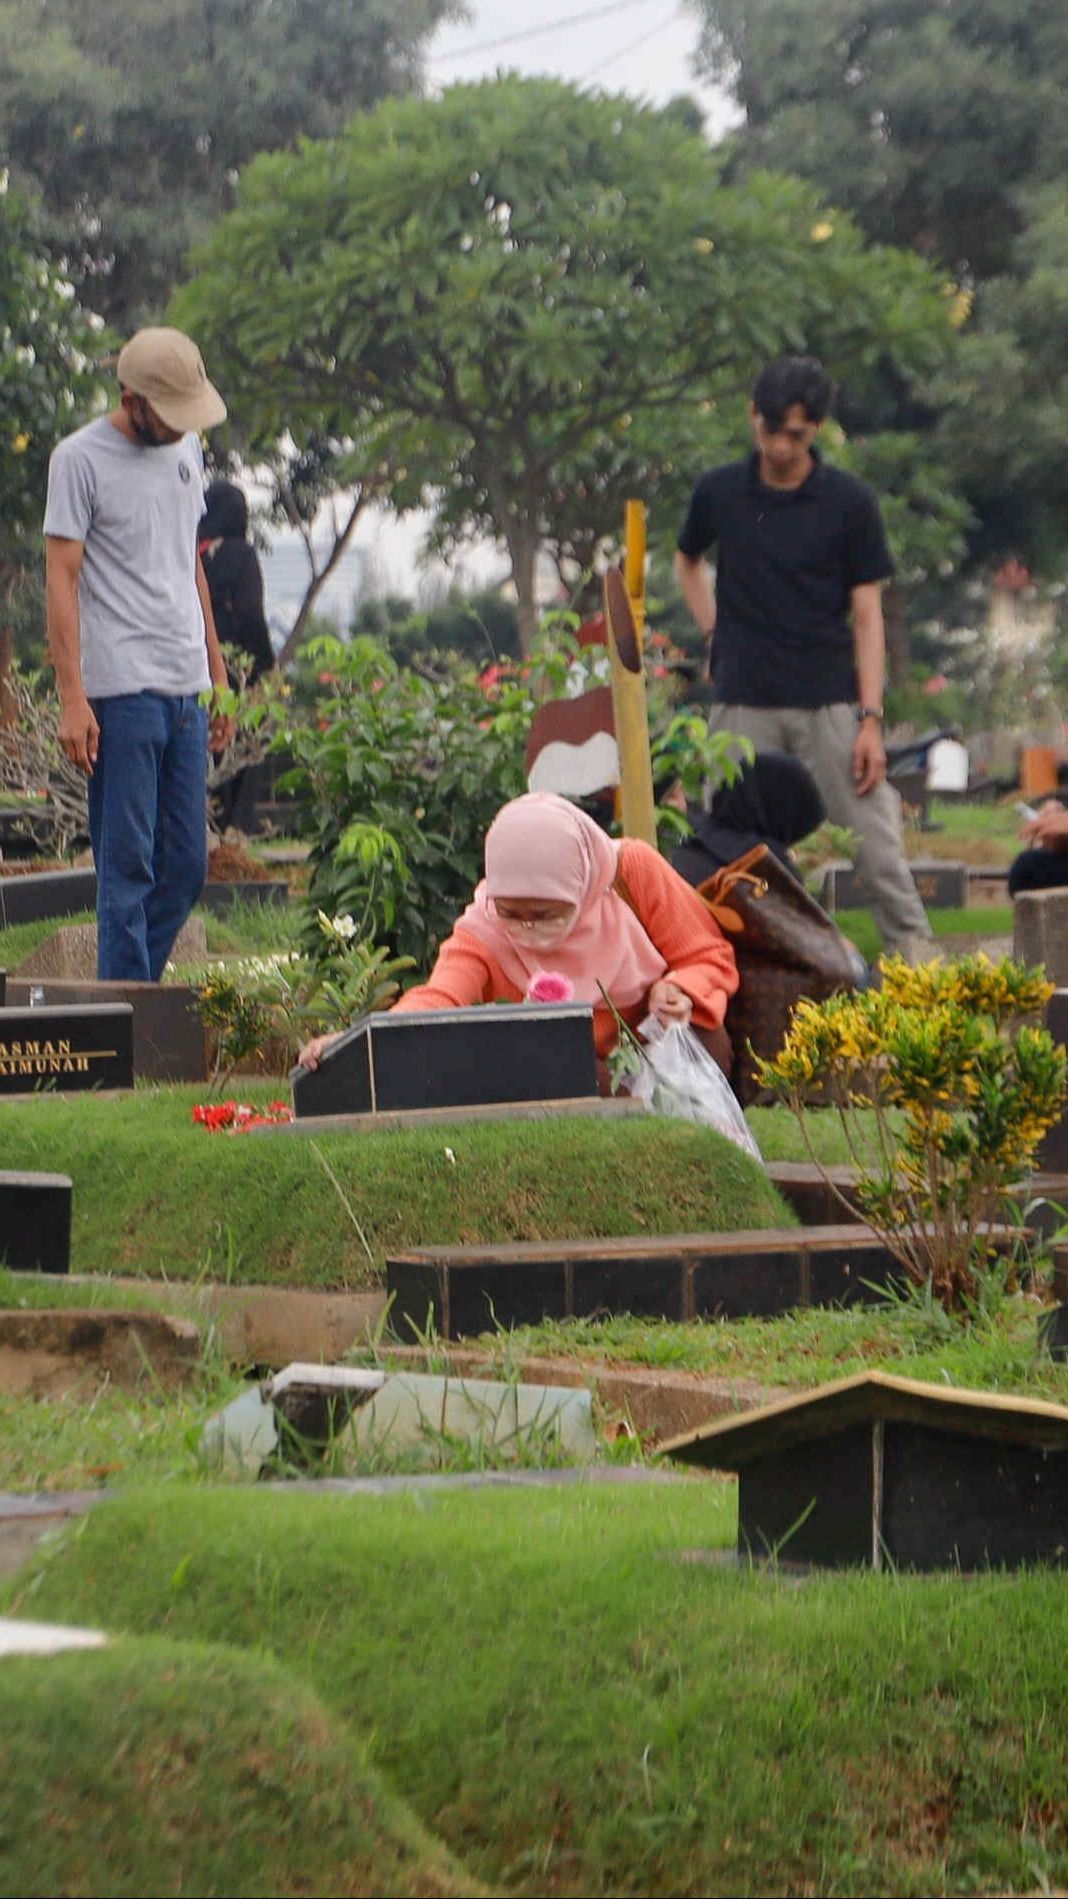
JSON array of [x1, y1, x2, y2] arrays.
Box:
[[88, 692, 209, 981]]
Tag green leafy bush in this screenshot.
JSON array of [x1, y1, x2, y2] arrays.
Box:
[[273, 631, 759, 974], [271, 634, 532, 970], [190, 917, 413, 1087], [758, 954, 1067, 1312]]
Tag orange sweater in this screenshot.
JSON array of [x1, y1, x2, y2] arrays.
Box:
[[391, 837, 739, 1057]]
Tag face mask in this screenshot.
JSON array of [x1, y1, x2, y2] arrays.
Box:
[[500, 914, 576, 952]]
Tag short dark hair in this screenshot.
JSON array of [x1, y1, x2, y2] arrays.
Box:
[[752, 355, 833, 428]]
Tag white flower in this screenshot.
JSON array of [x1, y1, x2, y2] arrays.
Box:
[[332, 913, 358, 940]]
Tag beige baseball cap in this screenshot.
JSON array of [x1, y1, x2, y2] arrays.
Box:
[[116, 326, 227, 432]]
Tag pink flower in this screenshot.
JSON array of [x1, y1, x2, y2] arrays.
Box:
[[526, 970, 575, 1004]]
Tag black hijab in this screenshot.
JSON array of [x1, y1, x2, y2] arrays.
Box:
[[672, 750, 826, 887], [199, 478, 249, 542]]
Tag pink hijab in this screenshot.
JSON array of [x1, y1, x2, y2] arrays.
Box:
[[456, 792, 666, 1006]]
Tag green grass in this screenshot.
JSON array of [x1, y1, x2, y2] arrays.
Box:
[[0, 898, 298, 977], [747, 1102, 895, 1164], [836, 904, 1013, 962], [0, 1635, 475, 1897], [0, 1087, 793, 1287], [0, 1360, 248, 1494], [179, 893, 304, 963], [924, 798, 1021, 844], [8, 1481, 1068, 1897], [464, 1292, 1068, 1403], [0, 908, 96, 973]]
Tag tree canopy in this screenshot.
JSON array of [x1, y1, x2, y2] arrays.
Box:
[[689, 0, 1068, 281], [0, 178, 106, 663], [175, 74, 961, 652], [0, 0, 459, 330], [688, 0, 1068, 581]]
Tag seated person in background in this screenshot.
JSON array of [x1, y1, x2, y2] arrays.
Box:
[[671, 750, 825, 888], [298, 791, 739, 1084], [1009, 800, 1068, 897], [672, 748, 871, 989]]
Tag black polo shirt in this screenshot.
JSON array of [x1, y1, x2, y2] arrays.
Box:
[[676, 450, 894, 709]]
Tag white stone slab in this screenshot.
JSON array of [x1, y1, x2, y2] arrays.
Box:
[[201, 1384, 279, 1476], [0, 1617, 107, 1656], [349, 1372, 597, 1463]]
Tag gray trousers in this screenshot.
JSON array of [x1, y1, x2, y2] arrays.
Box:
[[707, 700, 932, 950]]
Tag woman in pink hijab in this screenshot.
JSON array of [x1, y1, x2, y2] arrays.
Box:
[[298, 792, 739, 1083]]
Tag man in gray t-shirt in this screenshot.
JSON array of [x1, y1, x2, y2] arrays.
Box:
[[44, 327, 234, 981]]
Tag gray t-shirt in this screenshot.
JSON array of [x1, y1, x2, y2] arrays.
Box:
[[44, 416, 210, 699]]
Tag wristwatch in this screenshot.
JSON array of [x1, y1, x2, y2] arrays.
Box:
[[858, 706, 884, 725]]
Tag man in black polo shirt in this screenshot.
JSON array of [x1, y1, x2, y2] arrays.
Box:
[[674, 354, 932, 961]]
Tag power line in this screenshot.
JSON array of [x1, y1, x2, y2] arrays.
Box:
[[590, 7, 681, 82], [430, 0, 663, 66]]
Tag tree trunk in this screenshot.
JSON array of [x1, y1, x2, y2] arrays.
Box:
[[884, 582, 910, 692], [0, 625, 16, 731], [508, 527, 540, 659], [275, 493, 366, 670]]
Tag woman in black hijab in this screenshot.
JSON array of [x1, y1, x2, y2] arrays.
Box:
[[199, 479, 274, 831], [671, 750, 826, 887], [198, 479, 274, 683]]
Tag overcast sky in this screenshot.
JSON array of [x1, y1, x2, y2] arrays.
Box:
[[425, 0, 739, 136]]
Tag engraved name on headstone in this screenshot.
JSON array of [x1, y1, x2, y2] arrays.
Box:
[[0, 1005, 133, 1093]]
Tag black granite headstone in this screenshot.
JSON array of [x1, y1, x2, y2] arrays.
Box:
[[822, 858, 967, 913], [197, 881, 289, 916], [0, 1004, 133, 1093], [4, 979, 205, 1083], [1037, 990, 1068, 1172], [664, 1371, 1068, 1571], [292, 1003, 598, 1118], [0, 968, 5, 1008], [0, 1171, 72, 1273], [0, 866, 96, 927], [1039, 1303, 1068, 1362], [386, 1226, 911, 1340]]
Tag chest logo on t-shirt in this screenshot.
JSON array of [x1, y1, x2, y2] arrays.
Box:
[[178, 461, 191, 483]]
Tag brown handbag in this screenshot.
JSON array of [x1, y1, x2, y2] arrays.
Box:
[[696, 845, 862, 1103]]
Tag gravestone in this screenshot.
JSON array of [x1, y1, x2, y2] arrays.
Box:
[[664, 1371, 1068, 1571], [0, 970, 5, 1007], [267, 1362, 384, 1450], [1020, 746, 1058, 799], [0, 1620, 107, 1657], [15, 915, 207, 981], [292, 1002, 598, 1118], [822, 858, 967, 912], [0, 1171, 72, 1272], [197, 881, 289, 916], [1014, 889, 1068, 987], [927, 737, 970, 794], [0, 1004, 133, 1093], [0, 866, 96, 928], [4, 979, 205, 1083], [1037, 990, 1068, 1171], [387, 1225, 911, 1340], [1039, 1304, 1068, 1363]]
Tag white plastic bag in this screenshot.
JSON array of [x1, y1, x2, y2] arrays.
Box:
[[625, 1015, 763, 1162]]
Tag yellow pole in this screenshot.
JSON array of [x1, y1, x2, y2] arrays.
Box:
[[624, 499, 647, 644], [604, 567, 657, 846]]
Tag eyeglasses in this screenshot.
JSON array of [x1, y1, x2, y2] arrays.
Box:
[[489, 900, 576, 930]]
